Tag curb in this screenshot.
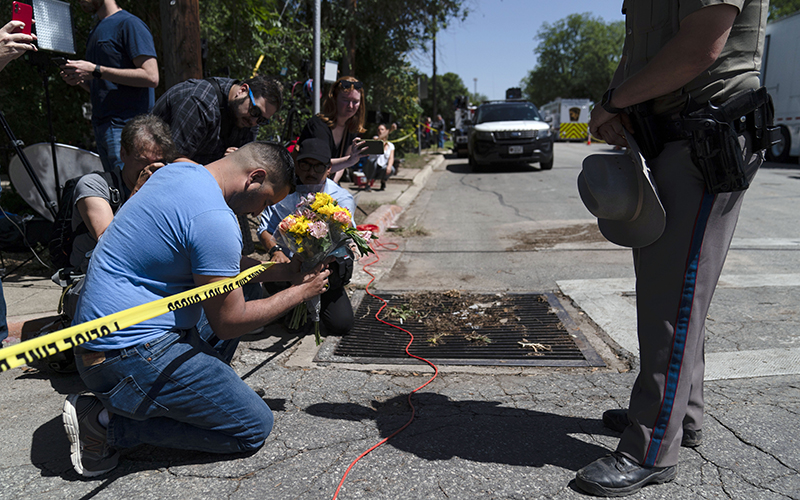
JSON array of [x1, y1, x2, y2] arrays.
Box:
[[361, 155, 442, 235]]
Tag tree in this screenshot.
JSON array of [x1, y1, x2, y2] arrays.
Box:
[[769, 0, 800, 20], [469, 92, 488, 105], [522, 13, 624, 106], [420, 72, 468, 126], [0, 0, 470, 194]]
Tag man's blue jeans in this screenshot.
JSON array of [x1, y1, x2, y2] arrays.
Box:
[[93, 118, 126, 172], [76, 326, 273, 453]]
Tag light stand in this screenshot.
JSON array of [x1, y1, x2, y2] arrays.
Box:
[[27, 0, 76, 202], [27, 51, 61, 203]]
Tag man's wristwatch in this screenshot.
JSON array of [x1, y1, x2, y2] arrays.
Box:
[[267, 244, 284, 258], [92, 65, 102, 80], [601, 88, 625, 114]]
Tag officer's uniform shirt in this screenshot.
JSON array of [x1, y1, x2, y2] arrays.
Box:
[[621, 0, 767, 115]]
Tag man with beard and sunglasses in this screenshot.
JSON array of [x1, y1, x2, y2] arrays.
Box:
[[152, 75, 283, 165]]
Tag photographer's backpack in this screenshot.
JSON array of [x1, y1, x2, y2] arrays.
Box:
[[48, 170, 122, 270]]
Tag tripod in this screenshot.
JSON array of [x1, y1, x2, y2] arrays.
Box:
[[0, 110, 57, 220]]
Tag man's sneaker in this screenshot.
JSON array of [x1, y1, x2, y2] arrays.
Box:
[[62, 394, 119, 477], [603, 408, 703, 447]]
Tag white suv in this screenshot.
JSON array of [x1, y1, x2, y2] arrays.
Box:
[[468, 101, 554, 170]]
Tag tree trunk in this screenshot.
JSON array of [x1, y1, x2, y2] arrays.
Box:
[[160, 0, 203, 89], [342, 0, 357, 77]]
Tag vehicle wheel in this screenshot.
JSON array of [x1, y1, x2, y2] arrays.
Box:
[[468, 154, 481, 172], [767, 125, 791, 163], [539, 157, 554, 170]]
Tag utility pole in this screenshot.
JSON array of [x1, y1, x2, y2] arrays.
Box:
[[432, 31, 437, 120], [473, 78, 477, 100], [160, 0, 202, 89]]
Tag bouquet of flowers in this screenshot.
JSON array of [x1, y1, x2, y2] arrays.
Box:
[[277, 192, 375, 344]]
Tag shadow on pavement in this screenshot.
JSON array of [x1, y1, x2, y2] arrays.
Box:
[[17, 368, 87, 395], [306, 392, 612, 471], [446, 162, 550, 175]]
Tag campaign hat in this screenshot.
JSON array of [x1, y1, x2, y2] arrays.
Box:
[[577, 131, 666, 248]]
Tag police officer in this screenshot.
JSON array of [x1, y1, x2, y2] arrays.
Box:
[[578, 1, 769, 496]]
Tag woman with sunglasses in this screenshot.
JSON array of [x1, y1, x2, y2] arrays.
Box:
[[298, 76, 369, 183]]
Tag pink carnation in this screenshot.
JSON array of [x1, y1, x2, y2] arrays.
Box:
[[278, 216, 295, 233], [333, 211, 351, 226], [308, 221, 328, 239]]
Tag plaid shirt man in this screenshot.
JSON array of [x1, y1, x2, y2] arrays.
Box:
[[151, 77, 257, 165]]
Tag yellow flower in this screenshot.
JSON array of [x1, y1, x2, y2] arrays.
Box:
[[310, 192, 334, 211]]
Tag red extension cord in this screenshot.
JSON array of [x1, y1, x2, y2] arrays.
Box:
[[331, 237, 440, 500]]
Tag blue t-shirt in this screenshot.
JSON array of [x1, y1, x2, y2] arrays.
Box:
[[257, 179, 356, 250], [86, 10, 157, 124], [74, 162, 242, 350]]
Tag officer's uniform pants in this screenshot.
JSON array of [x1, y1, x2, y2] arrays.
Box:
[[617, 133, 762, 467]]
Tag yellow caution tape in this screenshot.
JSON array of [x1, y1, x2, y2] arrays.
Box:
[[391, 131, 417, 143], [419, 122, 452, 139], [0, 263, 273, 372], [252, 55, 265, 79]]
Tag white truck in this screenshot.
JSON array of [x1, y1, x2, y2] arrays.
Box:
[[452, 96, 476, 157], [538, 98, 593, 142], [762, 11, 800, 162]]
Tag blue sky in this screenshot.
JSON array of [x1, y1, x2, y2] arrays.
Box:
[[412, 0, 625, 101]]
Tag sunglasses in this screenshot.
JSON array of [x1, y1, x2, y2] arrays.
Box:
[[247, 87, 270, 126], [297, 159, 328, 174], [339, 80, 363, 91]]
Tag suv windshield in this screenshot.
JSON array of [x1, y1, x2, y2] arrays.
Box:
[[475, 103, 542, 124]]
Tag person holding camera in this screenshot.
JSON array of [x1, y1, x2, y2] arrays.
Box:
[[0, 19, 36, 71], [59, 0, 158, 173], [297, 76, 369, 184], [258, 138, 356, 336], [0, 18, 37, 345], [577, 1, 769, 497], [363, 123, 395, 191]]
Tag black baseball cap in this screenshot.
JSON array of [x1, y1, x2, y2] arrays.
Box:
[[296, 138, 331, 165]]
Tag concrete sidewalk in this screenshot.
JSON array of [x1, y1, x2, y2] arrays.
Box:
[[1, 150, 797, 500]]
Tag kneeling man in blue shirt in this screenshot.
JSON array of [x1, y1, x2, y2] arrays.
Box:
[[62, 142, 330, 477]]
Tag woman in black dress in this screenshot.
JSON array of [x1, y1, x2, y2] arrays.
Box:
[[298, 76, 368, 183]]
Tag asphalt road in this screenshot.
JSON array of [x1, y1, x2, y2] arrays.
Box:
[[1, 143, 798, 499]]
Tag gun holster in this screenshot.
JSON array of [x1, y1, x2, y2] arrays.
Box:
[[627, 87, 779, 194]]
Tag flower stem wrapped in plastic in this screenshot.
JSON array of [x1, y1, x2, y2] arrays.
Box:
[[277, 192, 375, 344]]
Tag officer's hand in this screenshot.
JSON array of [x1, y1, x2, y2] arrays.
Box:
[[593, 115, 631, 148]]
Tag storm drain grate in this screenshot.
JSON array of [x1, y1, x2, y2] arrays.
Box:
[[320, 292, 604, 367]]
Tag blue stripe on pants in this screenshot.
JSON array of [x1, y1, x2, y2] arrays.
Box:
[[644, 191, 715, 466]]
